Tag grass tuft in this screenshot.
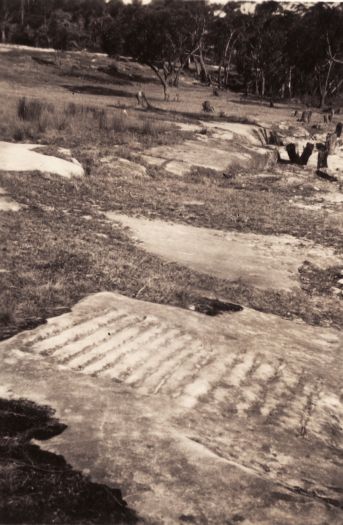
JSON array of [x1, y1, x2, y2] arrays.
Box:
[[141, 118, 158, 137], [17, 97, 54, 122]]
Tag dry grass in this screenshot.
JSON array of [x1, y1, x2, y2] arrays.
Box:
[[0, 158, 342, 341], [0, 46, 342, 340], [0, 45, 298, 126], [1, 44, 342, 525], [0, 96, 178, 147]]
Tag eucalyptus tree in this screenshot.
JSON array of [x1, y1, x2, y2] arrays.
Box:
[[288, 2, 343, 107], [234, 1, 290, 99], [122, 0, 213, 99], [210, 2, 243, 88]]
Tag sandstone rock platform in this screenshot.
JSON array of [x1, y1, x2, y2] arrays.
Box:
[[1, 292, 342, 524]]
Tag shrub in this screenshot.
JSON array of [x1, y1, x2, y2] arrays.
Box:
[[17, 97, 54, 122], [12, 126, 25, 141], [0, 310, 12, 325], [141, 118, 158, 137], [112, 112, 126, 132], [55, 113, 69, 131], [64, 102, 78, 116], [38, 109, 54, 132], [97, 109, 108, 130]]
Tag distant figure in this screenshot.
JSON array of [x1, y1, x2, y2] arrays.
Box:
[[202, 100, 214, 113], [136, 90, 150, 109]]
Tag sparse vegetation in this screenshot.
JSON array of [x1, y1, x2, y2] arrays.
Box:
[[0, 5, 343, 524], [0, 31, 341, 340], [1, 152, 342, 343], [1, 1, 342, 106], [17, 97, 55, 121], [0, 97, 179, 147]]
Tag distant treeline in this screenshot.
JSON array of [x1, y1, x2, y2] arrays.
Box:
[[1, 0, 342, 106]]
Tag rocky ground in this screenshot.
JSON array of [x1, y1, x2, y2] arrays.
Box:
[[0, 44, 342, 524]]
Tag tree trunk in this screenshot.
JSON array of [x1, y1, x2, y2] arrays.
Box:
[[198, 44, 209, 84], [173, 69, 180, 88], [255, 70, 259, 96], [148, 63, 169, 101], [280, 83, 285, 99], [325, 132, 337, 154], [319, 60, 333, 108], [20, 0, 25, 25], [163, 82, 169, 101], [224, 50, 234, 88], [287, 66, 293, 99], [300, 110, 312, 124], [217, 62, 223, 88], [173, 58, 188, 88], [317, 149, 328, 170], [221, 32, 236, 89], [193, 55, 201, 79], [261, 72, 266, 98], [223, 67, 228, 88], [286, 144, 300, 164], [299, 143, 314, 165]]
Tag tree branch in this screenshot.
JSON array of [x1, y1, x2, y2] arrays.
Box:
[[326, 32, 343, 65]]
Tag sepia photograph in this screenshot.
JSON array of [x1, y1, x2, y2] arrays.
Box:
[[0, 0, 342, 523]]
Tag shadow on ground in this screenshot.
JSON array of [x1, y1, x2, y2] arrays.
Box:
[[135, 104, 258, 125], [229, 97, 299, 111], [62, 84, 137, 98], [0, 398, 138, 524], [60, 70, 129, 86], [98, 65, 158, 85]]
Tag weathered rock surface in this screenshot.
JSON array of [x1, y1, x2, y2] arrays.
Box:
[[106, 213, 340, 292], [0, 141, 84, 178], [100, 156, 148, 178], [1, 292, 342, 524], [200, 120, 267, 146], [142, 122, 275, 176]]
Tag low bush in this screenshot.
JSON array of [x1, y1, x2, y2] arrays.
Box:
[[17, 97, 54, 122]]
